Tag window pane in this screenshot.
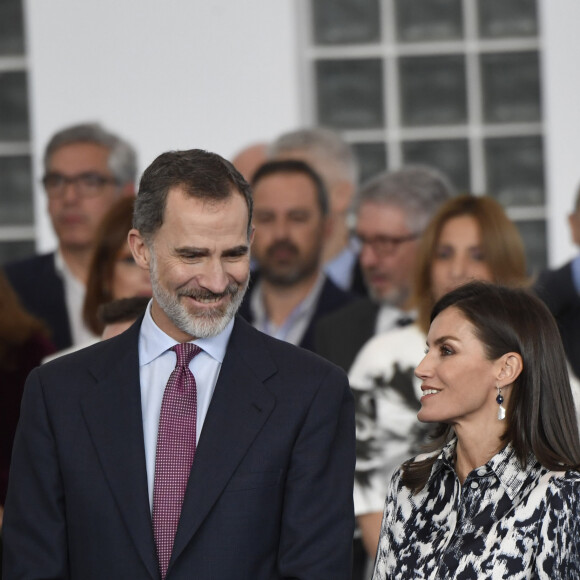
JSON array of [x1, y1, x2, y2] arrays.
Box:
[[400, 55, 467, 126], [352, 142, 387, 185], [312, 0, 381, 45], [0, 71, 30, 140], [515, 219, 546, 275], [395, 0, 463, 42], [402, 139, 469, 193], [0, 0, 25, 55], [316, 59, 384, 129], [485, 136, 544, 206], [0, 156, 34, 225], [481, 51, 541, 123], [478, 0, 538, 39], [0, 240, 35, 266]]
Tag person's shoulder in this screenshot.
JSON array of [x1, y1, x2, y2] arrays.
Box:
[[233, 315, 347, 378], [317, 296, 377, 329], [4, 252, 55, 272]]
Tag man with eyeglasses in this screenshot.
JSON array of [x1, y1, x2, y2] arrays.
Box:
[[314, 165, 455, 374], [3, 123, 137, 350]]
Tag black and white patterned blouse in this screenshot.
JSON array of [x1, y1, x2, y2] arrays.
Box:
[[373, 439, 580, 579]]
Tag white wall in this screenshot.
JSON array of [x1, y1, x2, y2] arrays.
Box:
[[24, 0, 301, 251], [25, 0, 580, 266], [539, 0, 580, 265]]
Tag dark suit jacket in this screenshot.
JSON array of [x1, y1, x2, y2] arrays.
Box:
[[314, 298, 380, 373], [3, 316, 355, 580], [535, 260, 580, 379], [3, 252, 72, 350], [239, 275, 356, 352]]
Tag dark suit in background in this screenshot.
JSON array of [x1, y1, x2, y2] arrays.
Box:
[[535, 260, 580, 379], [239, 274, 355, 352], [3, 316, 355, 579], [314, 298, 379, 373], [3, 253, 72, 350]]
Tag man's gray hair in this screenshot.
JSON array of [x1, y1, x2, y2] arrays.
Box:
[[269, 127, 359, 186], [44, 122, 137, 186], [355, 165, 456, 233]]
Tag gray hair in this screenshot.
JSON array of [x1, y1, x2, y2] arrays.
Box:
[[268, 127, 359, 186], [355, 165, 456, 233], [44, 122, 137, 186]]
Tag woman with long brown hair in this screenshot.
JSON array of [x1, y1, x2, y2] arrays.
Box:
[[350, 195, 529, 558]]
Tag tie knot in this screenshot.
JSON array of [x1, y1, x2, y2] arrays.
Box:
[[171, 343, 201, 368]]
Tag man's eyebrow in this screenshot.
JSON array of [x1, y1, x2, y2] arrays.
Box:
[[174, 247, 209, 257], [222, 244, 249, 258]]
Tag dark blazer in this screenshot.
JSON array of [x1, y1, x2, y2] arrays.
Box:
[[3, 316, 355, 580], [535, 260, 580, 379], [3, 252, 72, 350], [238, 275, 356, 352], [314, 298, 380, 373]]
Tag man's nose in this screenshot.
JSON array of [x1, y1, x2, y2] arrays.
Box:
[[198, 261, 229, 293]]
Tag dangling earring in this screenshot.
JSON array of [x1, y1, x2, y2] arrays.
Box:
[[496, 384, 506, 421]]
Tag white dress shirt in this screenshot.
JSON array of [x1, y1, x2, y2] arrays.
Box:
[[138, 301, 234, 509]]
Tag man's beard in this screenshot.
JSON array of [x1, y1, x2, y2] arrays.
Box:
[[259, 239, 320, 287], [149, 251, 249, 339]]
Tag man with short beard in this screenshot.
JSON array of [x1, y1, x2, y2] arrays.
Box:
[[238, 159, 355, 351], [3, 150, 356, 580]]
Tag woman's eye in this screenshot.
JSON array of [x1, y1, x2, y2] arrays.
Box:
[[440, 345, 453, 356]]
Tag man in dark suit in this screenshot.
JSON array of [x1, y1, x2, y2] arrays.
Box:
[[3, 122, 136, 350], [315, 165, 456, 373], [239, 159, 355, 351], [269, 128, 365, 296], [535, 184, 580, 379], [3, 149, 355, 580]]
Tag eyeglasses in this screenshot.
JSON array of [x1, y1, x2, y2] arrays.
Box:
[[42, 172, 119, 198], [353, 232, 420, 257]]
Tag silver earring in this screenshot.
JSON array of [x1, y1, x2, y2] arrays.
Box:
[[496, 384, 506, 421]]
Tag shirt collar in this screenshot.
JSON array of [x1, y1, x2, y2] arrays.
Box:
[[138, 299, 234, 365], [250, 271, 326, 330], [428, 437, 539, 501]]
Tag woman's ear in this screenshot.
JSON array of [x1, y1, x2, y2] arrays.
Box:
[[497, 352, 523, 386]]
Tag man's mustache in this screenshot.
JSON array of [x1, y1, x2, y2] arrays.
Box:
[[266, 240, 299, 258], [179, 283, 240, 301]]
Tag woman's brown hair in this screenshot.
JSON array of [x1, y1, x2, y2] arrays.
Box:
[[403, 281, 580, 493], [413, 195, 528, 333], [83, 196, 135, 335]]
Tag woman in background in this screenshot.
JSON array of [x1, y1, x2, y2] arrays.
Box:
[[373, 281, 580, 578], [350, 195, 529, 557], [0, 271, 56, 527], [83, 196, 151, 336]]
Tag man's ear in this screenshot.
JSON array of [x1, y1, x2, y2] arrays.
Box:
[[497, 352, 523, 386], [128, 229, 151, 271]]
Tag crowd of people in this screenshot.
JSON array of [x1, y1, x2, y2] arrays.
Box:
[[1, 121, 580, 579]]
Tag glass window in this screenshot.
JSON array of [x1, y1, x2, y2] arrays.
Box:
[[0, 71, 30, 140], [515, 219, 546, 274], [312, 0, 381, 45], [481, 51, 541, 123], [395, 0, 463, 42], [399, 55, 467, 126], [485, 136, 544, 206], [478, 0, 538, 39], [402, 139, 469, 193], [352, 142, 388, 185], [316, 59, 384, 129], [0, 0, 25, 55], [0, 156, 34, 225]]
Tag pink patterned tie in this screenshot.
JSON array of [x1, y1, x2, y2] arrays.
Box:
[[153, 343, 201, 579]]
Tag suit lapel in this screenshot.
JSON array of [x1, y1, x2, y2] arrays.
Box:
[[80, 323, 159, 580], [170, 319, 276, 566]]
